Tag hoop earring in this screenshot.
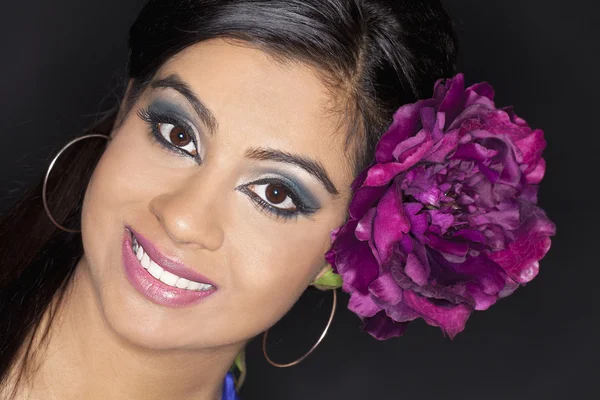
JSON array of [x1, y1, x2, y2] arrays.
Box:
[[43, 133, 110, 233], [262, 288, 337, 368]]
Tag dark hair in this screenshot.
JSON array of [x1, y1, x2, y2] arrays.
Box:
[[0, 0, 457, 394]]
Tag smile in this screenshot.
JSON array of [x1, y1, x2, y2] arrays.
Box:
[[131, 236, 214, 291], [121, 227, 217, 308]]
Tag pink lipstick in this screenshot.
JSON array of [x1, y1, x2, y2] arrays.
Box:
[[121, 226, 217, 308]]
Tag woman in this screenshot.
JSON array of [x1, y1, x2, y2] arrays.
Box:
[[0, 0, 555, 399]]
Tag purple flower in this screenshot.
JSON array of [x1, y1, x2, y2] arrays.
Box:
[[325, 74, 556, 340]]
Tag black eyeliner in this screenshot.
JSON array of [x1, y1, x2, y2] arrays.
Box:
[[237, 177, 320, 220], [137, 106, 202, 162], [246, 178, 319, 214]]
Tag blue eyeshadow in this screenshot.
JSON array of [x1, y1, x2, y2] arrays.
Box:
[[274, 174, 321, 210], [147, 99, 195, 123]]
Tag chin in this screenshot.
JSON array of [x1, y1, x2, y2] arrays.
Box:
[[95, 288, 204, 350]]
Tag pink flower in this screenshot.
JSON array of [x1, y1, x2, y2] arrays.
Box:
[[325, 74, 556, 340]]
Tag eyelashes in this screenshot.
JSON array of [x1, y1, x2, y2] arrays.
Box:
[[237, 179, 319, 220], [137, 107, 201, 161], [136, 106, 319, 220]]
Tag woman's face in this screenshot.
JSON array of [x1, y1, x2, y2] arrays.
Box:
[[79, 38, 355, 351]]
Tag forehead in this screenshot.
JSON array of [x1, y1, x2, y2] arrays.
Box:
[[155, 38, 354, 192]]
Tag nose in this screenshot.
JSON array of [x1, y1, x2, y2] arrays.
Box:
[[149, 174, 225, 252]]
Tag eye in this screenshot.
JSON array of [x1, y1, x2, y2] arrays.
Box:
[[157, 122, 198, 157], [137, 107, 201, 160], [249, 182, 297, 212], [237, 177, 320, 220]]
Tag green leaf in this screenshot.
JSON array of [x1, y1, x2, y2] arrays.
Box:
[[232, 349, 247, 391], [234, 349, 246, 374], [312, 267, 342, 290]]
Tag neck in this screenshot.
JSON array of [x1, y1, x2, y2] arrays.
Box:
[[12, 258, 243, 400]]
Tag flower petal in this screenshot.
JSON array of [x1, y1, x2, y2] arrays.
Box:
[[375, 99, 436, 163], [355, 208, 376, 242], [362, 311, 410, 340], [402, 290, 472, 339], [348, 184, 389, 220], [404, 252, 429, 286], [525, 158, 546, 185], [348, 291, 381, 318], [425, 232, 469, 257], [405, 203, 428, 241], [368, 273, 403, 305], [488, 205, 555, 283], [373, 186, 411, 264], [392, 130, 431, 162], [438, 74, 467, 124], [466, 81, 495, 103], [424, 129, 460, 162], [329, 220, 379, 293], [365, 139, 434, 187]]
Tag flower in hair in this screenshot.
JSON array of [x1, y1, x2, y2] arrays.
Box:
[[324, 73, 556, 340]]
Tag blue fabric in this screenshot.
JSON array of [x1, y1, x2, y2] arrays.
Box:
[[222, 371, 239, 400]]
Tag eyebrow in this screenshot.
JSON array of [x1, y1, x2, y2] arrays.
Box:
[[245, 148, 339, 196], [151, 74, 219, 136]]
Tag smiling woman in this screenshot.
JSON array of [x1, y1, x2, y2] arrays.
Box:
[[0, 1, 555, 399]]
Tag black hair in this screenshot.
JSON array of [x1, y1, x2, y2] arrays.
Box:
[[0, 0, 457, 395]]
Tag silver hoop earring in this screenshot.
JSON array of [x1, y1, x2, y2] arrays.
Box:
[[262, 288, 337, 368], [43, 133, 110, 233]]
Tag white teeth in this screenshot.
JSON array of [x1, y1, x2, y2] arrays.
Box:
[[131, 236, 213, 291], [147, 261, 163, 280], [140, 253, 150, 269], [160, 270, 178, 286], [136, 246, 144, 261], [176, 278, 190, 289]]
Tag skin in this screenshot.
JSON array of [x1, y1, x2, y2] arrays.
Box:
[[14, 38, 356, 399]]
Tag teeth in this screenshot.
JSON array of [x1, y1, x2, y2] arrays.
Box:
[[141, 253, 151, 269], [147, 261, 163, 280], [159, 270, 178, 286], [131, 236, 213, 292], [136, 246, 144, 261], [176, 278, 190, 289]]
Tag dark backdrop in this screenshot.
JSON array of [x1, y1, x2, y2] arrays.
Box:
[[1, 1, 597, 399]]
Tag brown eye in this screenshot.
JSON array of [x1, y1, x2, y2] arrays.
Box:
[[168, 125, 192, 147], [156, 122, 198, 157], [265, 183, 288, 204], [249, 182, 297, 212]]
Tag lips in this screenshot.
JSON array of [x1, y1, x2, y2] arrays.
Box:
[[121, 226, 217, 308], [131, 234, 214, 291]]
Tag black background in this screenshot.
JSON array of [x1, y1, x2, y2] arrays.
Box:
[[1, 1, 598, 399]]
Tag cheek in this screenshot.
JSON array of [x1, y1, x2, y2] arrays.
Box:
[[83, 126, 183, 223], [83, 139, 142, 227], [225, 206, 331, 327], [80, 131, 170, 272]]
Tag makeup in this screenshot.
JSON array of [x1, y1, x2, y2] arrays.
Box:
[[237, 168, 322, 218], [138, 98, 203, 161], [121, 227, 217, 308], [263, 173, 322, 211], [238, 175, 321, 219]]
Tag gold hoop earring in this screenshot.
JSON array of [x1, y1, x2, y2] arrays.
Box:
[[262, 288, 337, 368], [43, 133, 110, 233]]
